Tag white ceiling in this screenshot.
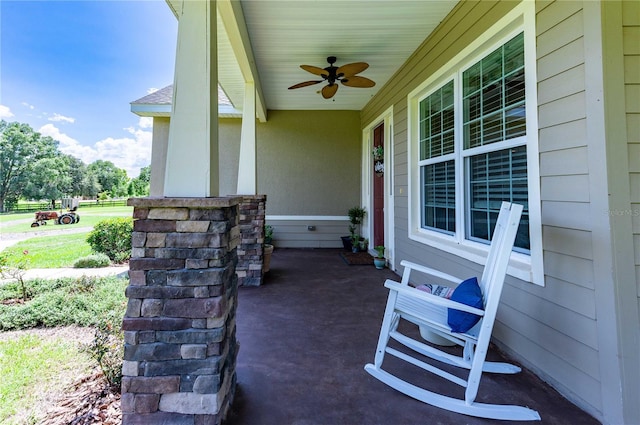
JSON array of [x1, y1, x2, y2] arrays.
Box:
[[240, 0, 458, 111], [169, 0, 459, 113]]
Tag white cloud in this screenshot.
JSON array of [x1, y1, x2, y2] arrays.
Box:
[[48, 113, 75, 123], [94, 131, 152, 178], [147, 87, 159, 94], [138, 117, 153, 129], [21, 102, 35, 110], [0, 104, 15, 119], [39, 124, 98, 163], [39, 122, 151, 178]]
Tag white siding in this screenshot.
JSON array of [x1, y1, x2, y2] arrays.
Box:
[[265, 219, 348, 249]]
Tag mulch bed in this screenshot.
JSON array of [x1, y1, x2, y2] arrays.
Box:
[[41, 370, 121, 425], [339, 251, 374, 265]]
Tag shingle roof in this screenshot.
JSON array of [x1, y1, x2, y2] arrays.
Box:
[[131, 85, 232, 106], [131, 85, 174, 105], [130, 85, 240, 118]]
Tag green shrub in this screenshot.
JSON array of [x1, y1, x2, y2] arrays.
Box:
[[0, 276, 127, 331], [73, 253, 111, 268], [86, 217, 133, 263]]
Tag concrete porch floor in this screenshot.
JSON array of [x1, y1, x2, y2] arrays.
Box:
[[226, 248, 598, 425]]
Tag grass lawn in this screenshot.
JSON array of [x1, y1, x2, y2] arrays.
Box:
[[0, 211, 34, 223], [2, 232, 93, 268], [0, 275, 127, 422], [0, 205, 130, 422], [1, 205, 133, 268], [0, 333, 93, 424], [0, 206, 133, 233]]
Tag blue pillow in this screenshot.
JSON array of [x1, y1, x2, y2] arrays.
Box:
[[447, 277, 484, 333]]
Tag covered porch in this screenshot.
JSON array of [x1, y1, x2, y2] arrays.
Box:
[[123, 1, 640, 423], [228, 249, 598, 425]]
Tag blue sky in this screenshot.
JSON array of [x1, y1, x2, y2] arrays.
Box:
[[0, 0, 177, 177]]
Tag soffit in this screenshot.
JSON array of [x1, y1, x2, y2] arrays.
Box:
[[240, 0, 458, 111], [166, 0, 458, 113]]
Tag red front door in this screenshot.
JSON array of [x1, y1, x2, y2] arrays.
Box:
[[373, 123, 384, 247]]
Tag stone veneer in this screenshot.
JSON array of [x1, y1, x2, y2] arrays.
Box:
[[122, 197, 241, 425], [235, 195, 267, 287]]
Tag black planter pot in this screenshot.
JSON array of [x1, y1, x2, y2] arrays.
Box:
[[341, 236, 353, 251]]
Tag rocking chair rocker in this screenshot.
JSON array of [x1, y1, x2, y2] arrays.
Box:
[[365, 202, 540, 421]]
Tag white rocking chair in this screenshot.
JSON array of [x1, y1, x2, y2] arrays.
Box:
[[365, 202, 540, 421]]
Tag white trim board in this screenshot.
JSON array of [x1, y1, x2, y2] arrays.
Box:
[[266, 216, 346, 221]]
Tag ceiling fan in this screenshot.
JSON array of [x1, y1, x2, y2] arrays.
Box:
[[288, 56, 375, 99]]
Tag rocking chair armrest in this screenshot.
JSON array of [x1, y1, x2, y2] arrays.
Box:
[[399, 260, 463, 286], [384, 279, 485, 316]]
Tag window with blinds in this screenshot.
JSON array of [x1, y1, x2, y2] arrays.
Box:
[[467, 146, 529, 250], [463, 33, 529, 251], [419, 81, 455, 233], [416, 32, 530, 251]]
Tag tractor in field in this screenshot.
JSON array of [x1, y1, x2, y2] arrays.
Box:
[[30, 198, 80, 227]]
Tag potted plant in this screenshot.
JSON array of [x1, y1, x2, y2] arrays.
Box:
[[360, 238, 369, 252], [373, 245, 386, 269], [263, 225, 274, 273], [264, 224, 273, 245], [351, 233, 360, 253], [341, 206, 366, 251]]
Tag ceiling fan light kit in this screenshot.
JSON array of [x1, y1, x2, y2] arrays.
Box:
[[288, 56, 376, 99]]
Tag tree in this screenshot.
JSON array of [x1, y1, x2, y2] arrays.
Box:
[[87, 160, 129, 198], [128, 165, 150, 197], [63, 154, 89, 198], [81, 170, 101, 199], [22, 155, 73, 207], [0, 121, 58, 212]]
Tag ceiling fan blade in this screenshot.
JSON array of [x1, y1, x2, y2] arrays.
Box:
[[321, 84, 339, 99], [300, 65, 329, 77], [341, 76, 376, 88], [288, 80, 324, 90], [337, 62, 369, 77]]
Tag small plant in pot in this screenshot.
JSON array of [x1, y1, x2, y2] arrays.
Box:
[[373, 245, 386, 269], [360, 238, 369, 252], [263, 225, 274, 273], [264, 225, 273, 245], [351, 233, 360, 253], [342, 206, 366, 251]]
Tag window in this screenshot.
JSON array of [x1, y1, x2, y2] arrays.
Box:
[[467, 146, 529, 250], [420, 81, 455, 233], [418, 33, 528, 250], [409, 6, 542, 285]]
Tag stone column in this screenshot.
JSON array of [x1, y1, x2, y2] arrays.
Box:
[[122, 197, 240, 425], [235, 195, 267, 287]]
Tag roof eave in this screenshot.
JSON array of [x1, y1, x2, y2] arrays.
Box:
[[130, 103, 172, 118]]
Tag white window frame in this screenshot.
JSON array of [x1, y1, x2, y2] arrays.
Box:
[[407, 2, 544, 286]]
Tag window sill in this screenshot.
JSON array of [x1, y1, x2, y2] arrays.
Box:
[[409, 228, 535, 284]]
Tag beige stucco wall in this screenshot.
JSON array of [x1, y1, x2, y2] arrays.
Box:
[[219, 118, 241, 196], [218, 110, 361, 247], [360, 1, 640, 423], [257, 110, 362, 215], [219, 110, 361, 215], [150, 117, 170, 196]]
